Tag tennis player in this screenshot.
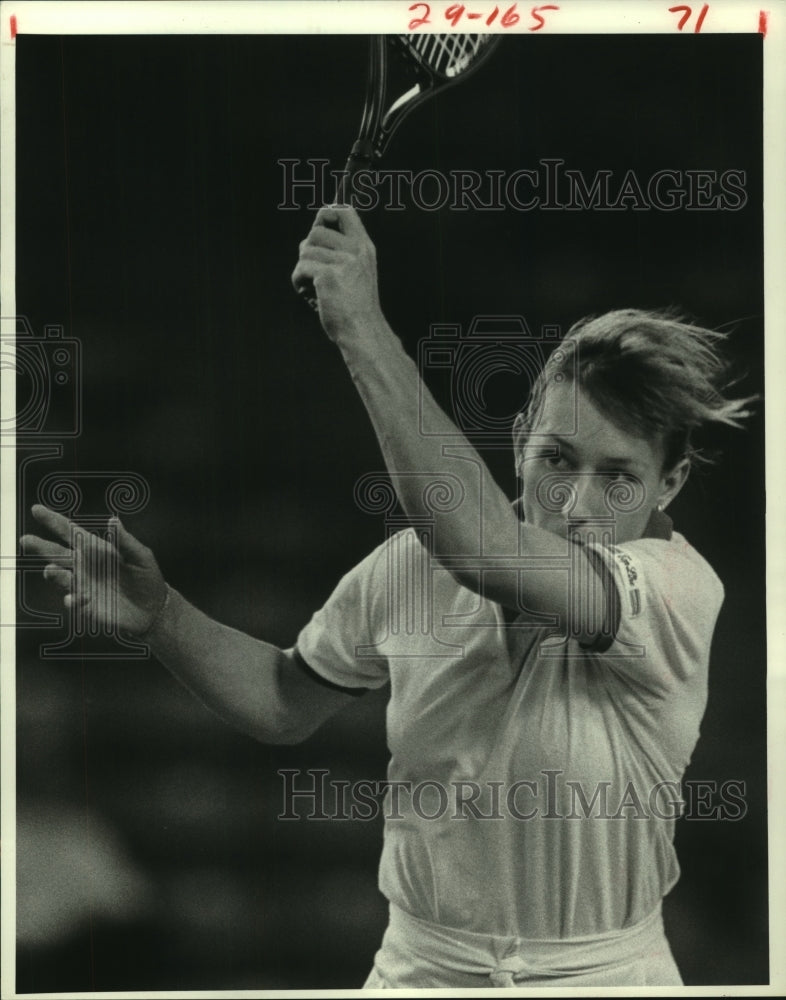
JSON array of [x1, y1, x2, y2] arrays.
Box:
[[25, 205, 753, 988]]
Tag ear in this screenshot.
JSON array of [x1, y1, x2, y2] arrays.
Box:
[[658, 457, 690, 511]]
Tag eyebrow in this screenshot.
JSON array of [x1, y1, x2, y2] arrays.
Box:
[[548, 435, 641, 470]]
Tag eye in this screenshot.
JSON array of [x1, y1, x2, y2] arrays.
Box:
[[602, 469, 634, 483], [545, 453, 570, 470]]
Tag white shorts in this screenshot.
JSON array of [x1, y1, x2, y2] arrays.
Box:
[[364, 902, 683, 989]]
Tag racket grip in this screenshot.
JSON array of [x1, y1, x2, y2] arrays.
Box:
[[335, 139, 376, 205], [297, 139, 376, 312]]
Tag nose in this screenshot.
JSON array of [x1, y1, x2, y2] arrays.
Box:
[[564, 474, 607, 521], [534, 472, 601, 521]]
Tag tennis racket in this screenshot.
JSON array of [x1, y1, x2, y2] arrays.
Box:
[[298, 33, 501, 308]]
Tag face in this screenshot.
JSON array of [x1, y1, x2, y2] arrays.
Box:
[[517, 380, 688, 544]]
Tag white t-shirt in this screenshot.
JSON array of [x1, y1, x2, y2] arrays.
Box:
[[296, 527, 724, 939]]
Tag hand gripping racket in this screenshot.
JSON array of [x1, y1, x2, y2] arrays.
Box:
[[298, 33, 501, 308]]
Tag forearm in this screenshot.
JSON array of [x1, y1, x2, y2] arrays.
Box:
[[144, 587, 303, 744], [336, 316, 521, 564], [334, 317, 580, 620]]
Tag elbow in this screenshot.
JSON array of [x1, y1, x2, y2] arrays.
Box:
[[250, 714, 312, 746], [268, 723, 313, 746], [215, 699, 309, 746], [249, 701, 322, 746]]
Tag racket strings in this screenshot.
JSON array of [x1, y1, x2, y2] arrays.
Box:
[[400, 34, 490, 79]]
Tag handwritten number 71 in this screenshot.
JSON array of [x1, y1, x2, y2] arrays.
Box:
[[669, 3, 709, 32]]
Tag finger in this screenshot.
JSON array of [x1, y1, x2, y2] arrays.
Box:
[[64, 592, 90, 609], [30, 505, 103, 554], [20, 534, 73, 560], [291, 258, 327, 291], [322, 203, 366, 238], [303, 226, 345, 252], [110, 517, 151, 566], [299, 246, 350, 266], [43, 564, 73, 591], [313, 205, 342, 230], [31, 505, 77, 546]]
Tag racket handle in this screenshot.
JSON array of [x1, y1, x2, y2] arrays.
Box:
[[334, 139, 376, 205], [298, 139, 376, 311]]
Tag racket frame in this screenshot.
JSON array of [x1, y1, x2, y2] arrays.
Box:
[[334, 33, 501, 203]]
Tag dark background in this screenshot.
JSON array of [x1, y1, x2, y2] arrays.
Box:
[[14, 32, 766, 990]]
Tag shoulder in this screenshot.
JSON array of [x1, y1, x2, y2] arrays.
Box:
[[607, 532, 724, 621], [313, 527, 433, 614], [328, 528, 413, 588], [294, 532, 411, 692]]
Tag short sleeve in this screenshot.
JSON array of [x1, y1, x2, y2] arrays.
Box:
[[295, 538, 392, 691], [583, 533, 725, 694]]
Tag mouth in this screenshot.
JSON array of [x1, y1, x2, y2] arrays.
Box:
[[542, 519, 616, 545], [519, 503, 617, 543]]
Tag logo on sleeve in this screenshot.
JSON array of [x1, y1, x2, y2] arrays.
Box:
[[609, 547, 642, 617]]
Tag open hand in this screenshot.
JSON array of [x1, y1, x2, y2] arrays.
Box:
[[21, 505, 167, 637]]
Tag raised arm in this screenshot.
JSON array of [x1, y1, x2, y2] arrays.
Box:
[[291, 207, 605, 640], [22, 505, 357, 744]]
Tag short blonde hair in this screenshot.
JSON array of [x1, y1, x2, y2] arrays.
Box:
[[514, 308, 755, 470]]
